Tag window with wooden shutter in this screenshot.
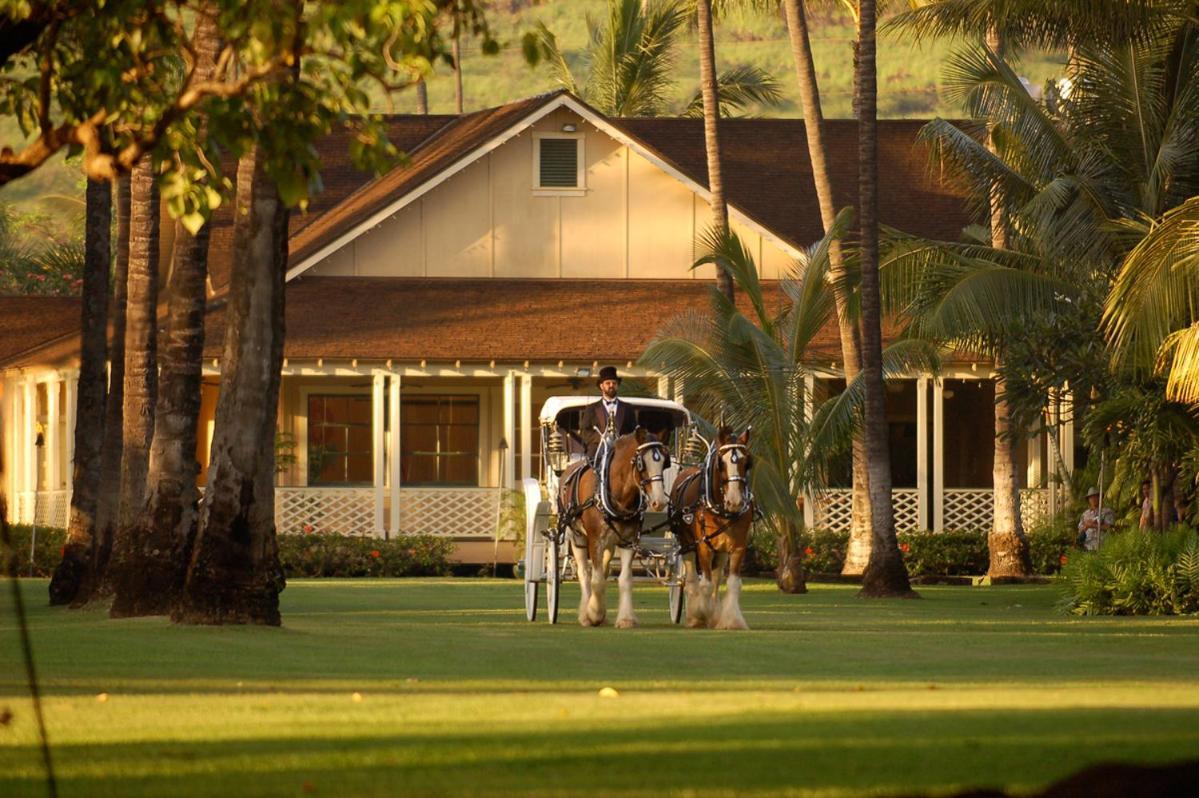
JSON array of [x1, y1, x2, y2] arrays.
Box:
[[534, 134, 584, 192]]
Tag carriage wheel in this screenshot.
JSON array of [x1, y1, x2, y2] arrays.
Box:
[[546, 534, 561, 624], [524, 578, 539, 622], [668, 552, 685, 625]]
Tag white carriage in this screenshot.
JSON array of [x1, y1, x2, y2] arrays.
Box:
[[522, 396, 703, 624]]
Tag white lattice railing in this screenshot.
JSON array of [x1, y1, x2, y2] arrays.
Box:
[[942, 488, 993, 532], [815, 488, 922, 533], [1020, 488, 1050, 528], [275, 487, 374, 536], [399, 487, 501, 539]]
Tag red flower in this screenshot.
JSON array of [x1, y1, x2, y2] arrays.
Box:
[[60, 546, 66, 557], [803, 546, 814, 557], [1059, 554, 1069, 566], [370, 550, 381, 559], [303, 524, 314, 534], [900, 542, 910, 553]]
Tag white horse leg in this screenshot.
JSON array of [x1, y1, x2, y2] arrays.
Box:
[[716, 574, 749, 630], [683, 557, 709, 629], [586, 538, 613, 626], [571, 535, 593, 626], [705, 553, 725, 629], [614, 545, 639, 629]]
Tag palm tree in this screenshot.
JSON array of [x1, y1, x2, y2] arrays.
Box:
[[532, 0, 782, 118], [778, 0, 871, 574], [48, 178, 110, 607], [854, 0, 914, 597], [174, 143, 288, 626], [106, 157, 159, 615], [695, 0, 733, 300], [111, 5, 220, 617]]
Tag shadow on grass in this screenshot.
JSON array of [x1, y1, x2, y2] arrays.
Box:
[[3, 708, 1199, 798]]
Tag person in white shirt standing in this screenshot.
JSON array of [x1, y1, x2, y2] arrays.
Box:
[[582, 366, 637, 461], [1077, 486, 1115, 551]]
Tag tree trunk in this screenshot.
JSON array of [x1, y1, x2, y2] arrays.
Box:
[[106, 158, 159, 612], [781, 0, 871, 572], [111, 6, 219, 617], [173, 145, 287, 625], [90, 173, 131, 598], [855, 0, 914, 599], [776, 522, 808, 594], [416, 78, 429, 114], [983, 27, 1030, 579], [696, 0, 733, 301], [452, 35, 464, 114], [48, 179, 110, 607]]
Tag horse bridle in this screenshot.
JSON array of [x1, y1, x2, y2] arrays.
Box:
[[702, 442, 753, 518], [632, 441, 672, 492]]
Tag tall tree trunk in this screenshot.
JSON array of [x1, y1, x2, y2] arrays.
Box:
[[416, 78, 429, 114], [48, 179, 110, 607], [983, 26, 1031, 578], [105, 158, 159, 612], [855, 0, 914, 598], [782, 0, 871, 572], [91, 173, 131, 597], [696, 0, 733, 301], [111, 7, 219, 617], [173, 144, 287, 625], [452, 35, 464, 113]]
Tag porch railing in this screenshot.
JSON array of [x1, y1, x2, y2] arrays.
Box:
[[814, 487, 1053, 534], [814, 488, 920, 533], [273, 486, 501, 539], [398, 487, 501, 539]]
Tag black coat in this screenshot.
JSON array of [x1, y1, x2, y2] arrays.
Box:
[[582, 398, 637, 459]]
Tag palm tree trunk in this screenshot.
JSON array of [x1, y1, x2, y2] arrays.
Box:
[[416, 78, 429, 114], [173, 144, 287, 625], [111, 6, 219, 617], [855, 0, 914, 598], [696, 0, 733, 301], [90, 173, 130, 597], [983, 26, 1031, 578], [105, 158, 159, 612], [782, 0, 871, 572], [452, 35, 464, 114], [48, 179, 110, 607]]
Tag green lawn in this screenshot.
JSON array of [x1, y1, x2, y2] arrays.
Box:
[[2, 578, 1198, 797]]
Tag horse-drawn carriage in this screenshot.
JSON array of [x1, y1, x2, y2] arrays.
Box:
[[522, 395, 756, 629]]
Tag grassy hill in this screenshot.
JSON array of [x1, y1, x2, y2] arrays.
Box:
[[0, 1, 1066, 254]]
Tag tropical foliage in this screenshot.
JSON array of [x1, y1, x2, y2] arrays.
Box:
[[0, 201, 83, 294], [529, 0, 782, 116], [1059, 526, 1199, 615]]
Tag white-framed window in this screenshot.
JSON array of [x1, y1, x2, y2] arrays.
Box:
[[533, 132, 585, 195]]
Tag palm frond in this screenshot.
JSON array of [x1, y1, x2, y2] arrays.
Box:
[[530, 21, 581, 96], [694, 226, 770, 329], [683, 64, 785, 118]]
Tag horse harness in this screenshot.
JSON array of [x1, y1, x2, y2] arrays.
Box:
[[671, 442, 754, 556], [558, 435, 672, 548]]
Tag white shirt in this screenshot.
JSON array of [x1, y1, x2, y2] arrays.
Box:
[[603, 399, 618, 418]]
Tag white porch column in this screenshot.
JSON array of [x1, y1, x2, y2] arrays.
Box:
[[932, 378, 944, 532], [519, 372, 533, 482], [657, 375, 670, 400], [389, 374, 401, 538], [45, 376, 60, 491], [1027, 420, 1043, 488], [1061, 390, 1075, 478], [372, 372, 385, 536], [802, 374, 815, 529], [502, 371, 516, 490], [917, 376, 929, 530], [64, 372, 77, 488], [22, 380, 36, 522]]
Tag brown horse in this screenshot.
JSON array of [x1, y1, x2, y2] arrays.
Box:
[[669, 426, 753, 629], [557, 427, 670, 627]]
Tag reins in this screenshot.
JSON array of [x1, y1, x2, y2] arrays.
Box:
[[671, 439, 754, 556]]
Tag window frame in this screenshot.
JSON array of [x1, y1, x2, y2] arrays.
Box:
[[305, 392, 375, 486], [532, 132, 586, 196], [400, 393, 482, 487]]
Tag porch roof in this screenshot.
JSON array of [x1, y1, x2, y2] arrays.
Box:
[[0, 295, 80, 369]]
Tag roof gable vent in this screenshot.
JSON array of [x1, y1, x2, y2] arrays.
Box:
[[538, 137, 580, 188]]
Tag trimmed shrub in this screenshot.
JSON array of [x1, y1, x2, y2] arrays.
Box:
[[1026, 515, 1079, 576], [1058, 526, 1199, 616], [0, 524, 67, 577], [277, 532, 453, 578]]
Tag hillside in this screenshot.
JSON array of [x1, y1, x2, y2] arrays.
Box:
[[0, 1, 1065, 254]]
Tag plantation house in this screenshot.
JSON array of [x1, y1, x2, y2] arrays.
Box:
[[0, 91, 1074, 562]]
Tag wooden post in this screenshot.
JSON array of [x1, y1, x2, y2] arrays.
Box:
[[389, 373, 401, 539], [502, 371, 516, 490], [519, 372, 532, 482], [917, 376, 929, 530], [64, 372, 77, 490], [23, 380, 37, 520], [45, 377, 60, 491], [372, 372, 385, 536], [933, 378, 944, 532], [657, 375, 670, 400]]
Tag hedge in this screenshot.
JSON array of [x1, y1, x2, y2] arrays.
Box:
[[0, 524, 453, 579], [1059, 526, 1199, 616]]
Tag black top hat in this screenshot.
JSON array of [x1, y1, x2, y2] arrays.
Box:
[[596, 365, 622, 386]]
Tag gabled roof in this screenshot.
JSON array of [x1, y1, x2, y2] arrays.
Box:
[[276, 91, 969, 282], [0, 295, 80, 369]]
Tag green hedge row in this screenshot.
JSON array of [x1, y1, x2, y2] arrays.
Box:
[[750, 516, 1079, 577], [1, 524, 453, 579]]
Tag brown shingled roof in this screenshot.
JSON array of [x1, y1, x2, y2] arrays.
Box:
[[0, 295, 80, 368], [198, 276, 941, 364]]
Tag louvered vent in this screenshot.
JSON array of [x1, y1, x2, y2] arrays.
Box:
[[539, 138, 579, 187]]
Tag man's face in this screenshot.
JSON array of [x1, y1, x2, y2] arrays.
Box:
[[1088, 495, 1100, 509], [1142, 483, 1152, 498], [600, 379, 619, 400]]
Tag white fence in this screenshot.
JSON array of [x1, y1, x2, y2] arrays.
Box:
[[814, 487, 1052, 533], [397, 487, 500, 539], [814, 488, 920, 533], [273, 486, 501, 539]]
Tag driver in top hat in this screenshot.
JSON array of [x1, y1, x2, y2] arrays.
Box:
[[582, 366, 638, 461]]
